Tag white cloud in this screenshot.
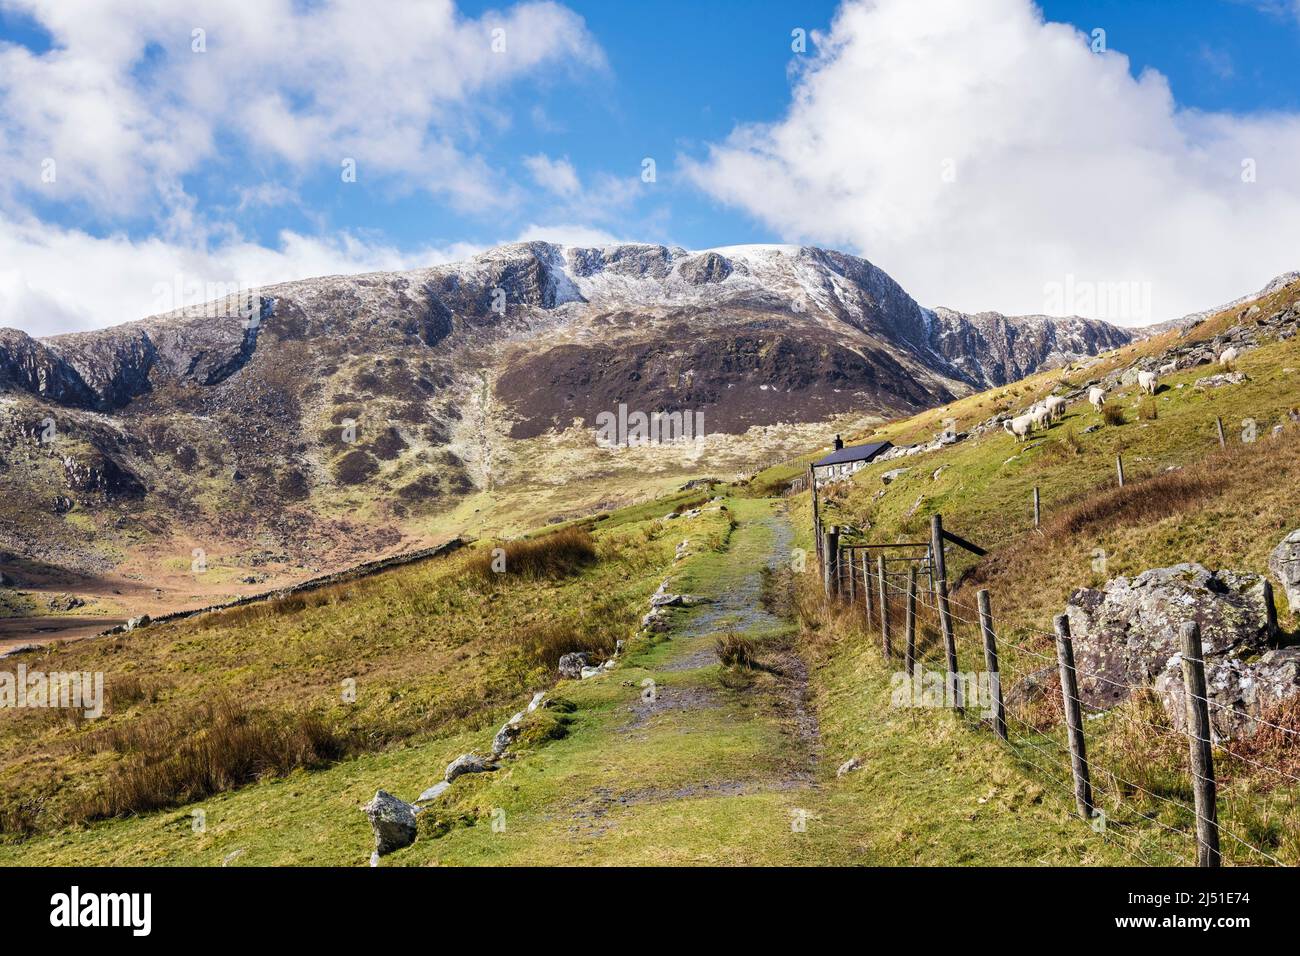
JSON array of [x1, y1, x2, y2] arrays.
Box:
[[0, 0, 606, 216], [512, 223, 626, 247], [0, 213, 478, 337], [685, 0, 1300, 324], [524, 154, 582, 197]]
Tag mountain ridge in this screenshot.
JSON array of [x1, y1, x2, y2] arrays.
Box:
[[0, 240, 1136, 626]]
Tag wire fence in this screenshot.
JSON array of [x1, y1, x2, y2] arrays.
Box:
[[818, 523, 1294, 868]]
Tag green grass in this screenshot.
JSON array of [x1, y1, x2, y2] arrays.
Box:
[[0, 495, 1148, 866], [6, 285, 1298, 866], [0, 502, 710, 835]]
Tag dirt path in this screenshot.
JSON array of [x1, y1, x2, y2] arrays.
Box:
[[400, 497, 841, 865]]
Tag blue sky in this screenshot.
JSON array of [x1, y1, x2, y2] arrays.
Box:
[[2, 0, 1299, 333]]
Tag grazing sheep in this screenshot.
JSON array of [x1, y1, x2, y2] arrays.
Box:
[[1044, 394, 1067, 421], [1003, 413, 1035, 442], [1029, 404, 1053, 429], [1138, 370, 1158, 395], [1158, 361, 1177, 376], [1219, 347, 1240, 366], [1088, 386, 1106, 411]]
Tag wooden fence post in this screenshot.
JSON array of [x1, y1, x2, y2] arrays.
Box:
[[877, 554, 892, 659], [904, 566, 918, 676], [1180, 621, 1221, 867], [822, 526, 839, 599], [1215, 416, 1226, 449], [862, 552, 874, 623], [978, 589, 1007, 741], [1053, 614, 1093, 821], [930, 515, 963, 714], [846, 548, 856, 602], [1033, 486, 1041, 528], [1116, 454, 1125, 488]]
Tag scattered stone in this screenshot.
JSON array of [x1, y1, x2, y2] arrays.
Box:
[[445, 752, 495, 783], [1269, 529, 1300, 613], [641, 609, 671, 632], [580, 665, 604, 679], [836, 757, 862, 777], [557, 652, 588, 679], [1005, 665, 1057, 713], [526, 691, 546, 712], [125, 615, 150, 631], [1082, 424, 1100, 434], [363, 790, 418, 857], [491, 711, 526, 756], [881, 468, 910, 484], [416, 781, 451, 803], [0, 643, 38, 659], [1194, 371, 1249, 389]]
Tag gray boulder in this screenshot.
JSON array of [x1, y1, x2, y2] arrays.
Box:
[[557, 652, 588, 679], [641, 609, 671, 632], [445, 752, 495, 783], [491, 711, 526, 756], [1155, 646, 1300, 742], [1194, 371, 1248, 389], [1269, 529, 1300, 614], [1066, 563, 1293, 740], [363, 790, 418, 856], [415, 781, 450, 803]]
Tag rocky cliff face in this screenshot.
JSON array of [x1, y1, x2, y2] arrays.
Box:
[[0, 241, 1134, 583]]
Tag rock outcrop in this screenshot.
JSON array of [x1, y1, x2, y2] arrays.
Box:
[[1269, 529, 1300, 614], [1065, 564, 1294, 740]]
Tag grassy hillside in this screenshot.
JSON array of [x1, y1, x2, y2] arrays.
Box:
[[0, 498, 1144, 866], [2, 280, 1297, 866], [785, 279, 1300, 865], [0, 486, 719, 835]]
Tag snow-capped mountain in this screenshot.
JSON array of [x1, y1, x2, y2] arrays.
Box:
[[0, 241, 1132, 586]]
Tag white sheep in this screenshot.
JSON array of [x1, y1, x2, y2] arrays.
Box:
[[1088, 386, 1106, 411], [1138, 370, 1158, 395], [1003, 413, 1035, 442], [1158, 361, 1177, 376], [1044, 394, 1067, 421], [1219, 347, 1240, 366], [1029, 404, 1053, 429]]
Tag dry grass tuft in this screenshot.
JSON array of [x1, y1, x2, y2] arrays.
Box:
[[64, 698, 351, 825], [1047, 470, 1226, 537], [715, 630, 758, 669], [1224, 696, 1300, 790], [468, 527, 598, 581]]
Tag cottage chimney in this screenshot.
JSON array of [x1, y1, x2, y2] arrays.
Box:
[[833, 434, 844, 451]]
